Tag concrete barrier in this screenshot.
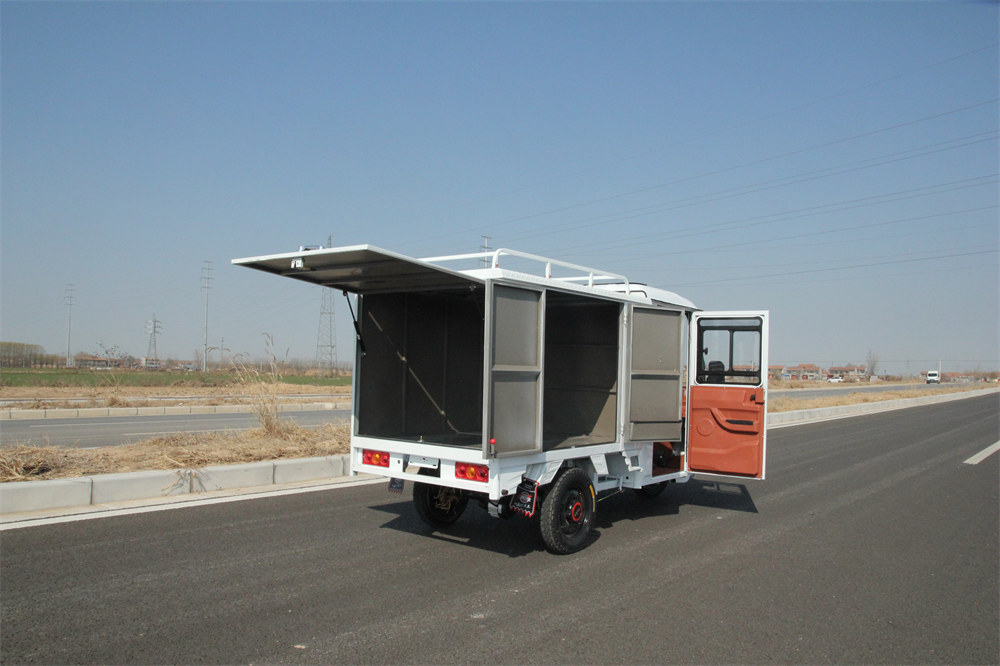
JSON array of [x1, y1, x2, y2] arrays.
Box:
[[192, 462, 275, 493], [91, 469, 191, 504], [273, 456, 346, 485], [106, 407, 140, 417], [0, 454, 353, 517], [0, 477, 93, 514], [42, 408, 80, 419], [767, 387, 998, 427]]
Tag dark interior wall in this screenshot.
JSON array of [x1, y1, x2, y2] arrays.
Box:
[[356, 287, 622, 450], [357, 291, 484, 442], [542, 293, 621, 449], [357, 293, 405, 436]]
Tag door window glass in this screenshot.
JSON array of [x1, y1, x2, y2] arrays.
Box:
[[696, 318, 762, 385]]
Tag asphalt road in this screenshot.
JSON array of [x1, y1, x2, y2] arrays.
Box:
[[0, 409, 350, 448], [1, 394, 997, 664]]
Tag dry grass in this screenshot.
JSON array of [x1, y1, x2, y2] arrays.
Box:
[[2, 382, 991, 483], [1, 337, 354, 483], [0, 422, 350, 482], [2, 382, 348, 409], [768, 383, 988, 412]]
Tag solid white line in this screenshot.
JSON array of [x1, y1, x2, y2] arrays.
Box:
[[122, 429, 231, 436], [963, 441, 1000, 465], [30, 418, 241, 428]]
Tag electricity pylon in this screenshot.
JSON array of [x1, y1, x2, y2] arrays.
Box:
[[315, 236, 337, 376]]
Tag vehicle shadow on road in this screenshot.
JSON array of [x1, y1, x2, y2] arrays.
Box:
[[370, 498, 548, 557], [368, 478, 756, 557], [592, 478, 759, 531]]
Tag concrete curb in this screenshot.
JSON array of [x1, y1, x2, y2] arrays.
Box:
[[0, 455, 352, 516], [1, 402, 350, 420], [1, 388, 995, 518], [767, 387, 998, 427]]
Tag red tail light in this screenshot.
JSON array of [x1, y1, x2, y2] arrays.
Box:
[[362, 449, 390, 467], [455, 462, 489, 482]]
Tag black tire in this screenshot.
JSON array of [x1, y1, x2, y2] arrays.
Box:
[[539, 467, 596, 554], [413, 482, 468, 528], [634, 481, 667, 498]]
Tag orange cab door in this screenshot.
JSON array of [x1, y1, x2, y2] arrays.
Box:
[[686, 312, 769, 479]]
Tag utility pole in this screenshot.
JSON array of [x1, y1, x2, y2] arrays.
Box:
[[481, 235, 491, 267], [64, 284, 75, 367], [201, 261, 212, 372], [316, 236, 337, 376], [146, 315, 162, 368]]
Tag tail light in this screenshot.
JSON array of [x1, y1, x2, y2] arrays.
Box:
[[455, 462, 489, 483], [362, 449, 390, 467]]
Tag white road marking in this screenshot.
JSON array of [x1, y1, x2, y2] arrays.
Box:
[[29, 418, 239, 428], [963, 441, 1000, 465], [122, 429, 232, 436]]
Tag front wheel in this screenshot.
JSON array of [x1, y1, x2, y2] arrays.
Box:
[[539, 467, 596, 554], [413, 482, 468, 528]]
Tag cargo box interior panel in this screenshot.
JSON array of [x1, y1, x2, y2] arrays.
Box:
[[356, 290, 485, 447], [542, 292, 620, 451]]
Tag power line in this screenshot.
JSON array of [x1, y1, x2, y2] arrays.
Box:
[[504, 131, 998, 247], [397, 43, 999, 242], [671, 248, 997, 288], [604, 204, 998, 263], [410, 98, 998, 248]]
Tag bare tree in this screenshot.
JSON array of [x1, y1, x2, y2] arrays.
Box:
[[866, 349, 879, 378]]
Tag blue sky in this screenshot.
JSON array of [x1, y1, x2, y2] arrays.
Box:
[[2, 1, 997, 375]]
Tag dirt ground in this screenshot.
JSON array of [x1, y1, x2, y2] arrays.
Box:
[[1, 423, 351, 482]]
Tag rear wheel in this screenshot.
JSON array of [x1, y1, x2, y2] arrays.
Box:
[[413, 482, 468, 528], [539, 467, 596, 554]]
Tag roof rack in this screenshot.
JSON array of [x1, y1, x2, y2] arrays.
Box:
[[421, 248, 633, 292]]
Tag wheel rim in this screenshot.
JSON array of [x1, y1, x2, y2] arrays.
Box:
[[560, 489, 589, 536], [429, 488, 461, 519]]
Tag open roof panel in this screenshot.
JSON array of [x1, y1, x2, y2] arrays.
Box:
[[232, 245, 482, 294]]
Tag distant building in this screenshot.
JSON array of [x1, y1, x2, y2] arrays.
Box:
[[74, 354, 115, 369], [828, 365, 867, 380], [784, 363, 823, 380]]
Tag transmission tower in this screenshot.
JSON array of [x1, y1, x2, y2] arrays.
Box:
[[481, 235, 492, 267], [201, 261, 212, 372], [64, 284, 75, 367], [146, 314, 163, 368], [315, 236, 338, 376]]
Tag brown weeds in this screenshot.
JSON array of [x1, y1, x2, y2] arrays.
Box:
[[768, 384, 986, 412], [0, 422, 350, 482]]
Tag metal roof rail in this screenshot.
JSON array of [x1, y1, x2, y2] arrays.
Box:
[[421, 248, 632, 292]]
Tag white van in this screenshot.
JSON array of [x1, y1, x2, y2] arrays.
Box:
[[926, 370, 940, 384]]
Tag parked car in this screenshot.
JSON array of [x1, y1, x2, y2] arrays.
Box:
[[828, 376, 844, 383]]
